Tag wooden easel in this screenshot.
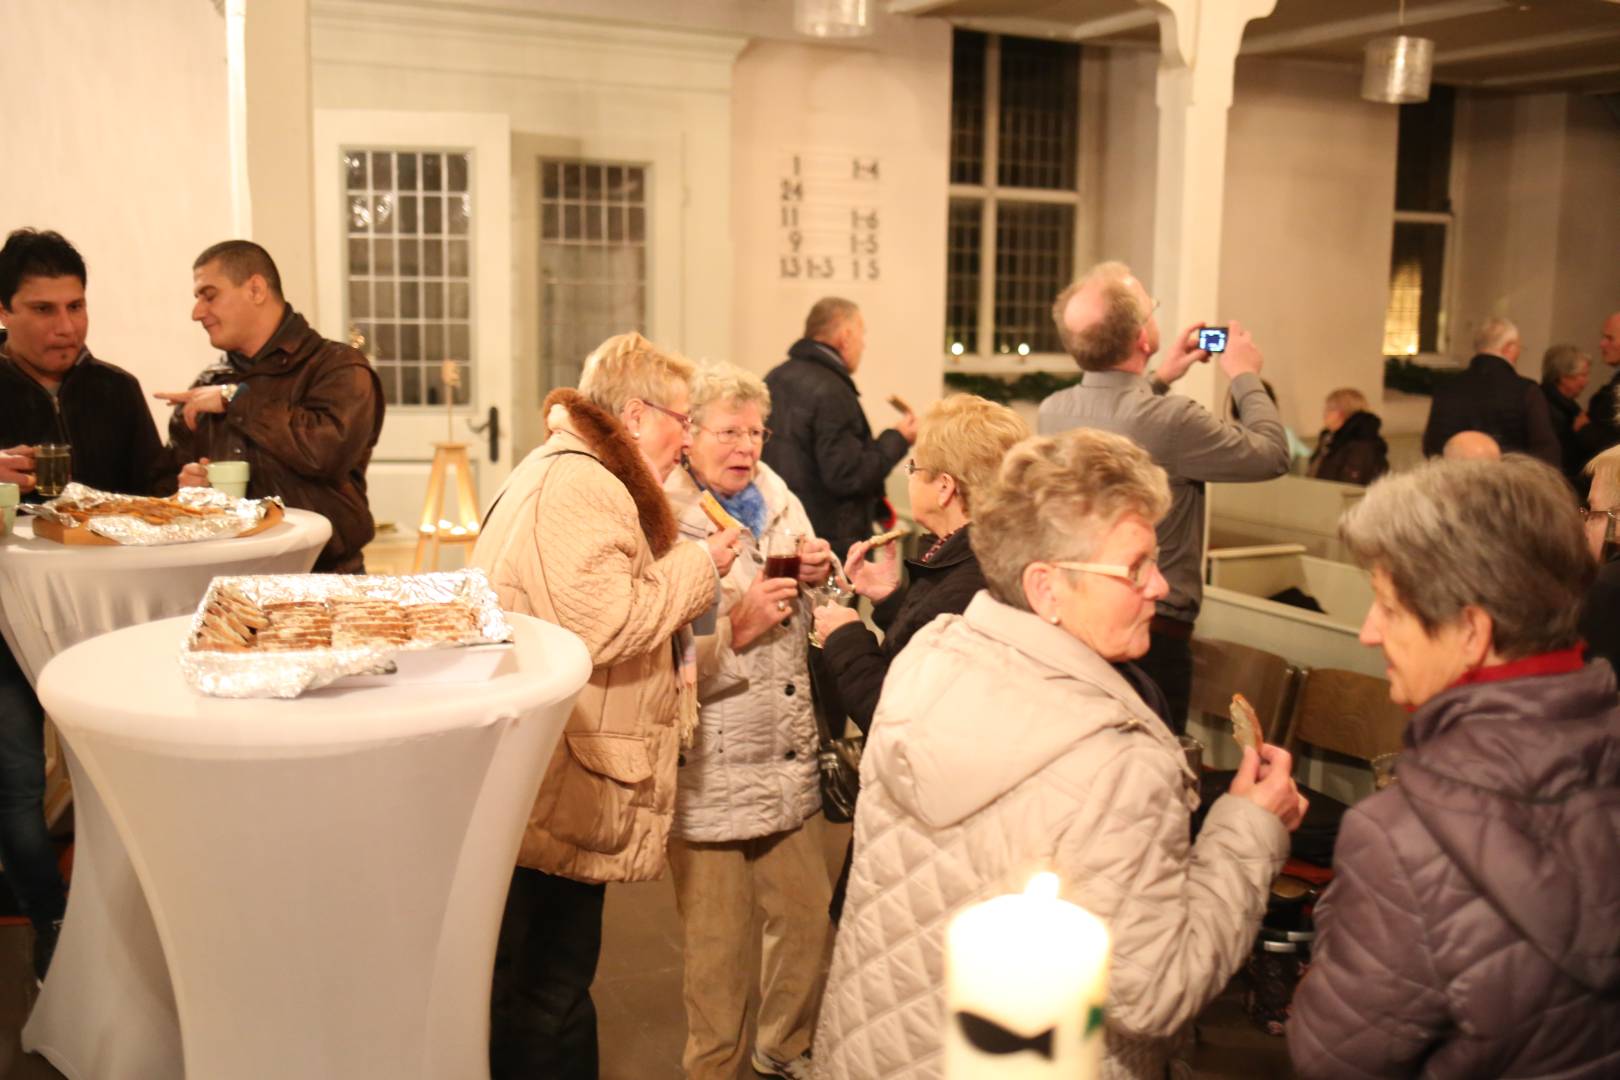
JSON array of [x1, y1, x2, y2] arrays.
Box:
[[412, 441, 482, 572]]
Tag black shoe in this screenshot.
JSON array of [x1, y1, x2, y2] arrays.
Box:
[[32, 918, 61, 984]]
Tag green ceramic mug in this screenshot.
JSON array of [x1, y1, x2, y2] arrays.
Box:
[[206, 460, 251, 499]]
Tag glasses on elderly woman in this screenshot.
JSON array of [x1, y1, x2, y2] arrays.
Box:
[[700, 425, 772, 447], [641, 400, 692, 433], [1579, 505, 1619, 524], [1051, 553, 1160, 591]]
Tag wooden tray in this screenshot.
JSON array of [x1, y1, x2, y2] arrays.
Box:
[[31, 502, 285, 546]]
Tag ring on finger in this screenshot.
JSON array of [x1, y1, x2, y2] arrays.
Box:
[[776, 600, 789, 613]]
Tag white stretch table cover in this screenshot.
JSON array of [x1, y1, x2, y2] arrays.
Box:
[[0, 510, 332, 683], [24, 614, 591, 1080]]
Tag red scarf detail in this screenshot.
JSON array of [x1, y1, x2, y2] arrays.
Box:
[[1449, 644, 1586, 689]]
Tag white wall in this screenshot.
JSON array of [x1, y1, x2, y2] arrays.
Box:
[[0, 0, 234, 431], [730, 24, 954, 443], [1221, 59, 1398, 437], [1552, 94, 1620, 386]]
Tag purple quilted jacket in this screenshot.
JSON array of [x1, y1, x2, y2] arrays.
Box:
[[1287, 661, 1620, 1078]]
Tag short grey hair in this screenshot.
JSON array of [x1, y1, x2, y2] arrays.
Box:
[[689, 360, 771, 427], [1051, 261, 1145, 372], [1339, 455, 1593, 658], [1541, 343, 1590, 387], [972, 429, 1170, 611], [1473, 316, 1519, 356], [804, 297, 859, 342]]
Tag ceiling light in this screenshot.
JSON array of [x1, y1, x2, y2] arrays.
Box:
[[794, 0, 873, 38], [1361, 0, 1434, 104]]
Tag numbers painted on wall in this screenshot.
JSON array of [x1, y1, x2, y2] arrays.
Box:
[[777, 151, 883, 285]]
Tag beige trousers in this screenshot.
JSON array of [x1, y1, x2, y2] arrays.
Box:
[[668, 819, 833, 1080]]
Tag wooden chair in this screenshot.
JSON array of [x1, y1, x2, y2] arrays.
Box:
[[1284, 667, 1408, 765], [1189, 637, 1300, 745]]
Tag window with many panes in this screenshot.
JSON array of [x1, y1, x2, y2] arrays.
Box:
[[946, 30, 1082, 361], [343, 149, 473, 406], [1384, 86, 1456, 359], [538, 159, 648, 395]]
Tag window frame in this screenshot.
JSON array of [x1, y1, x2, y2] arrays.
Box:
[[946, 32, 1090, 372], [1384, 91, 1461, 368]]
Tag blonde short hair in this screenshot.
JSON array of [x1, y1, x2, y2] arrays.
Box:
[[971, 429, 1170, 612], [577, 331, 694, 416], [690, 360, 772, 427], [1587, 444, 1620, 506], [1325, 387, 1368, 415], [913, 395, 1030, 516], [1051, 261, 1146, 372]]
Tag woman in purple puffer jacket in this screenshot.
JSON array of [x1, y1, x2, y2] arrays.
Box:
[[1287, 455, 1620, 1079]]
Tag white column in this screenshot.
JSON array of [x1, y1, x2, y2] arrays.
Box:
[[1134, 0, 1277, 408], [244, 0, 318, 311]]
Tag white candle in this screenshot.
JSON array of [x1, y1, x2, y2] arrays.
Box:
[[944, 872, 1110, 1079]]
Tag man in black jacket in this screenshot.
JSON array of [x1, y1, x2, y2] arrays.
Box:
[[0, 230, 168, 499], [0, 228, 174, 982], [1580, 310, 1620, 462], [761, 298, 915, 561], [1421, 317, 1560, 465]]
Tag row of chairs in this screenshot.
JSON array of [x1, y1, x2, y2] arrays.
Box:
[[1189, 637, 1408, 780]]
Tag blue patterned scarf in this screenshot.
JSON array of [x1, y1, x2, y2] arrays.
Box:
[[717, 483, 768, 539]]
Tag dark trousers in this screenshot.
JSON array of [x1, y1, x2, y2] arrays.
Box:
[[490, 867, 606, 1080], [1136, 622, 1193, 736], [0, 639, 65, 933]]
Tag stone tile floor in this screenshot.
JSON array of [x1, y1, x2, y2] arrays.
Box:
[[0, 817, 1293, 1079]]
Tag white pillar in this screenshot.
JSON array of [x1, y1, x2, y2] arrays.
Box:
[[1135, 0, 1276, 408]]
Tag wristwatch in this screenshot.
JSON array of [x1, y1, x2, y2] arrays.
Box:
[[220, 383, 241, 404]]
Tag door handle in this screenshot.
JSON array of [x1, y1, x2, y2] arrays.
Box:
[[466, 405, 500, 463]]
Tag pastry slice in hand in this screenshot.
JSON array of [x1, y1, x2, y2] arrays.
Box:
[[1229, 692, 1264, 753], [697, 490, 744, 533]]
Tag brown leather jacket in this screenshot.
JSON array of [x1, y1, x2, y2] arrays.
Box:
[[165, 308, 384, 572]]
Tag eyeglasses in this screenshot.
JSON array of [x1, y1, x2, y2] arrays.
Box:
[[641, 400, 692, 433], [1579, 506, 1619, 524], [905, 459, 931, 476], [700, 425, 772, 447], [1139, 297, 1161, 326], [1051, 553, 1160, 591]]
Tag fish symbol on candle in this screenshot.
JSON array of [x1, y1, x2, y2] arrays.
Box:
[[955, 1011, 1055, 1059]]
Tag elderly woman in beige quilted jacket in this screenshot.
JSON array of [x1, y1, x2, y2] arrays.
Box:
[[470, 332, 739, 1080], [814, 429, 1306, 1080], [664, 361, 836, 1080]]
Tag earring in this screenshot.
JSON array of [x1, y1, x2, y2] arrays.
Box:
[[632, 429, 641, 440], [1047, 613, 1060, 625]]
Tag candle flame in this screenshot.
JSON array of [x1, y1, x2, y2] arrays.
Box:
[[1025, 872, 1060, 901]]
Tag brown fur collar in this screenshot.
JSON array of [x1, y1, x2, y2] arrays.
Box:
[[543, 388, 678, 557]]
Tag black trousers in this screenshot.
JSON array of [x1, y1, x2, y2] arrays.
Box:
[[490, 867, 607, 1080], [1135, 624, 1193, 736]]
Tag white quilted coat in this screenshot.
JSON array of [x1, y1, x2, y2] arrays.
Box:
[[814, 593, 1288, 1080], [664, 464, 821, 842]]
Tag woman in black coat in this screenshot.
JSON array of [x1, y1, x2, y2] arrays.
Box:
[[810, 395, 1029, 919]]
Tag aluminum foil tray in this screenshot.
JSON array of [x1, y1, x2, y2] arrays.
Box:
[[23, 483, 279, 545], [179, 569, 514, 699]]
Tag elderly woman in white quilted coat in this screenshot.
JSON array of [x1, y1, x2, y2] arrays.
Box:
[[664, 361, 836, 1080], [814, 429, 1307, 1080]]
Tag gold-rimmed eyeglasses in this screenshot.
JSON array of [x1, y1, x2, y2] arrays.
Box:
[[641, 400, 692, 433], [700, 425, 772, 447], [1051, 553, 1160, 591], [1579, 506, 1619, 525]]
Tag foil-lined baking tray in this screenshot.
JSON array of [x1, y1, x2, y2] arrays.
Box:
[[22, 483, 279, 545], [179, 569, 514, 699]]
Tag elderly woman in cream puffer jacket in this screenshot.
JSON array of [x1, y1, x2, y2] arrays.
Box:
[[814, 429, 1307, 1080], [663, 361, 836, 1080]]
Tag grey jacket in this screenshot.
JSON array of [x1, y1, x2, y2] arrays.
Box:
[[814, 593, 1288, 1079], [1287, 660, 1620, 1079], [1038, 370, 1288, 622], [665, 463, 820, 843]]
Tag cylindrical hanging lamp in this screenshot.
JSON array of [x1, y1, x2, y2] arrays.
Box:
[[1362, 34, 1435, 104], [794, 0, 873, 38]]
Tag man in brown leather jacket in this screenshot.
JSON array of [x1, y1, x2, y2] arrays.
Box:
[[158, 241, 384, 573]]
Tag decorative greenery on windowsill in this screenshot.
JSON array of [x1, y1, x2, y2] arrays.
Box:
[[943, 370, 1082, 404], [1383, 357, 1461, 397]]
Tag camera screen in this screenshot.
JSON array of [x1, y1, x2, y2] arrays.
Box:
[[1199, 328, 1228, 353]]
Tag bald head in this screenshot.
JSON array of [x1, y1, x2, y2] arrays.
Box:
[[1051, 261, 1158, 373], [1601, 311, 1620, 368], [1443, 431, 1501, 462]]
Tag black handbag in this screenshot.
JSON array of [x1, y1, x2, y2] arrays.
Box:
[[806, 644, 863, 824]]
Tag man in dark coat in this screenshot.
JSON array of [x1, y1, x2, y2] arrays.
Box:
[[760, 298, 915, 562], [1579, 310, 1620, 461], [1306, 387, 1388, 485], [1539, 343, 1593, 488], [1421, 316, 1560, 465], [157, 240, 384, 573]]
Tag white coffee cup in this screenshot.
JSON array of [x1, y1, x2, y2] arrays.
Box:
[[206, 460, 251, 499]]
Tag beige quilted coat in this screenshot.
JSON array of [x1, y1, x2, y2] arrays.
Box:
[[814, 593, 1288, 1079], [470, 389, 718, 884], [664, 463, 820, 843]]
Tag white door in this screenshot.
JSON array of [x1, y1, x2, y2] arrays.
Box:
[[312, 109, 513, 538]]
